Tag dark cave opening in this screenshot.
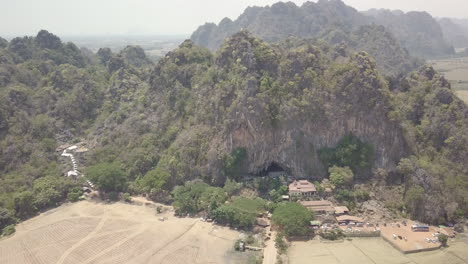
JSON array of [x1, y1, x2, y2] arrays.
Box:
[[258, 162, 288, 177]]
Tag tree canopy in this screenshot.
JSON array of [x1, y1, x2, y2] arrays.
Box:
[[328, 166, 354, 187], [86, 163, 127, 192], [272, 202, 313, 237]]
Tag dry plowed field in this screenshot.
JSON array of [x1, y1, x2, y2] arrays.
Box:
[[0, 201, 244, 264], [289, 237, 468, 264]]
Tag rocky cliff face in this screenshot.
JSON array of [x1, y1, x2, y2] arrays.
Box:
[[127, 32, 409, 183]]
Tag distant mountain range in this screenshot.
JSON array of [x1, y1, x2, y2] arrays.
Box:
[[192, 0, 467, 62]]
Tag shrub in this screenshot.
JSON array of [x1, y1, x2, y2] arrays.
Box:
[[438, 233, 448, 247], [320, 229, 344, 240], [0, 208, 15, 231], [354, 189, 370, 202], [67, 187, 83, 202], [329, 166, 354, 187], [2, 224, 16, 237], [275, 233, 288, 253], [123, 193, 132, 203], [224, 147, 247, 180], [108, 191, 119, 201]]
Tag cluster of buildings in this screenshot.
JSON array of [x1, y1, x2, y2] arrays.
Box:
[[287, 179, 364, 225]]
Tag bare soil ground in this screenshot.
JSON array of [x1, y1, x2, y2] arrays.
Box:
[[289, 237, 468, 264], [379, 221, 441, 253], [456, 90, 468, 103], [0, 200, 247, 264]]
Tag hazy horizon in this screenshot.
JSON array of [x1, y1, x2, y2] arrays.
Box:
[[1, 0, 468, 38]]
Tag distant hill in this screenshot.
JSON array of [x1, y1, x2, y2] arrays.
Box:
[[364, 9, 455, 57], [192, 0, 454, 64], [192, 1, 420, 76], [438, 18, 468, 49]]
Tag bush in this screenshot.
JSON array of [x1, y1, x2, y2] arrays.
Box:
[[224, 147, 247, 180], [14, 191, 37, 219], [123, 193, 132, 203], [275, 233, 288, 253], [234, 239, 242, 251], [2, 224, 16, 237], [108, 191, 119, 201], [329, 166, 354, 187], [67, 187, 83, 202], [354, 189, 370, 202], [246, 234, 255, 244], [335, 189, 354, 202], [0, 208, 15, 231], [67, 191, 81, 202], [320, 229, 344, 240], [223, 178, 242, 197], [438, 233, 448, 246]]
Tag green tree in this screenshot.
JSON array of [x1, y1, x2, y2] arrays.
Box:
[[329, 166, 354, 187], [67, 187, 83, 202], [171, 181, 210, 214], [319, 134, 373, 173], [86, 163, 128, 192], [405, 185, 425, 218], [272, 202, 313, 237], [275, 233, 288, 253], [2, 224, 16, 236], [138, 167, 171, 193], [200, 187, 227, 213], [223, 178, 242, 197], [212, 205, 256, 229], [14, 191, 37, 219], [224, 147, 247, 180], [0, 208, 15, 231], [123, 193, 132, 203], [438, 233, 448, 247], [32, 176, 65, 209]]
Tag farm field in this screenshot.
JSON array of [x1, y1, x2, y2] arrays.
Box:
[[0, 200, 247, 264], [288, 237, 468, 264], [431, 56, 468, 104], [456, 90, 468, 103]]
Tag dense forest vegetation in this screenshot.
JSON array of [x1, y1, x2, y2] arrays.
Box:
[[0, 27, 466, 236]]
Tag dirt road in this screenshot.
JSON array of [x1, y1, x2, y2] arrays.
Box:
[[263, 226, 277, 264]]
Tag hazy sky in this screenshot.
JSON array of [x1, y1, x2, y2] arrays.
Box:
[[1, 0, 467, 37]]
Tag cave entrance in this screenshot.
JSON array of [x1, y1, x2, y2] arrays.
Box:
[[258, 162, 288, 177]]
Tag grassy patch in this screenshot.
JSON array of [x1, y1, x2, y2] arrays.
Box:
[[229, 197, 266, 214]]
